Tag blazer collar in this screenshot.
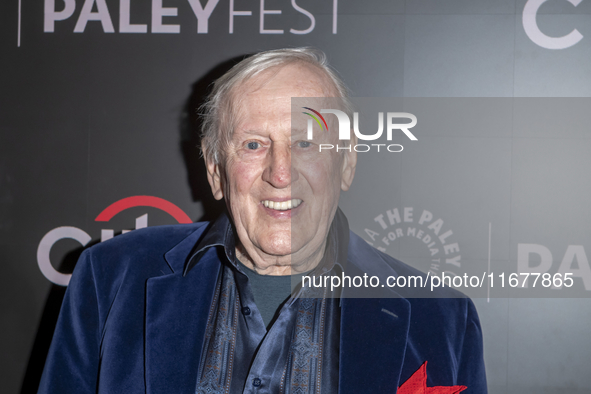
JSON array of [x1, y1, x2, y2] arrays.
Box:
[[339, 294, 411, 393], [338, 231, 412, 393], [181, 212, 236, 276], [157, 210, 412, 394], [145, 251, 222, 394], [147, 223, 224, 394]]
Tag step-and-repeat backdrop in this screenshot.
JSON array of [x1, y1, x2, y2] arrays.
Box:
[[2, 1, 591, 393]]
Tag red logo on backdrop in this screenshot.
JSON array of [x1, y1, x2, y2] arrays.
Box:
[[37, 196, 192, 286], [95, 196, 192, 223]]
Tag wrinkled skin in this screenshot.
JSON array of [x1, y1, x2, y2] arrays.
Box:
[[205, 63, 356, 275]]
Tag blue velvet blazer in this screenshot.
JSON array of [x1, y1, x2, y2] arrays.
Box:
[[38, 221, 487, 393]]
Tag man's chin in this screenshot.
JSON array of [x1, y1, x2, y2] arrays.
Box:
[[258, 243, 292, 258]]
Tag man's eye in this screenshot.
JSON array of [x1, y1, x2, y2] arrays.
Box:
[[246, 141, 261, 150], [296, 141, 311, 148]]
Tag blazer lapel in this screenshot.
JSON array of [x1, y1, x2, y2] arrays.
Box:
[[144, 234, 222, 394], [339, 296, 410, 394], [338, 232, 412, 393]]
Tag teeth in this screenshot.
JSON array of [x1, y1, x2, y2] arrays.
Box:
[[262, 199, 303, 211]]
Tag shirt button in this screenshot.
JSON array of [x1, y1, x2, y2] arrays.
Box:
[[242, 306, 251, 316], [252, 377, 262, 387]]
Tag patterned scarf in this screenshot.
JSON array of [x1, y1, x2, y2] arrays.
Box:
[[195, 265, 332, 394]]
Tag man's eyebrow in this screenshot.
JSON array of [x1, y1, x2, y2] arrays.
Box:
[[290, 128, 307, 138], [233, 129, 268, 138]]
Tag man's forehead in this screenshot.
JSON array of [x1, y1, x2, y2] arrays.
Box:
[[228, 63, 343, 140]]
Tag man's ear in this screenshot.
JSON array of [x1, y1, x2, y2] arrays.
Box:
[[204, 148, 224, 200], [340, 133, 357, 191]]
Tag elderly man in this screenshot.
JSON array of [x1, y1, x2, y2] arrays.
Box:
[[39, 48, 486, 393]]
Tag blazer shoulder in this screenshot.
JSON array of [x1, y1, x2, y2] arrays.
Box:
[[348, 230, 471, 301], [79, 222, 210, 282], [347, 232, 486, 390], [90, 222, 208, 253]]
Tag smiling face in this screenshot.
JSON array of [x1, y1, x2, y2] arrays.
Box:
[[205, 63, 356, 275]]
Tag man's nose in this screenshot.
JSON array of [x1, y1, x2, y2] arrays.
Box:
[[262, 144, 294, 188]]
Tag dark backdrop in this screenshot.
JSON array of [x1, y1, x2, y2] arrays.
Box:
[[2, 1, 591, 393]]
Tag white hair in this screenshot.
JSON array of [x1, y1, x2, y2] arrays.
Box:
[[199, 47, 351, 164]]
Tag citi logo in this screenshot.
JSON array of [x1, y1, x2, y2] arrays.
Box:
[[37, 196, 192, 286], [302, 107, 417, 153]]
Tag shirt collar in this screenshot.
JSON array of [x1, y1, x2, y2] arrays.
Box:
[[183, 212, 236, 276], [318, 207, 350, 275], [183, 208, 350, 277]]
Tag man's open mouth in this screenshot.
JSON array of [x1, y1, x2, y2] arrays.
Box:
[[261, 199, 303, 211]]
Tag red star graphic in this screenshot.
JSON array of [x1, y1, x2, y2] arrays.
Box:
[[398, 362, 467, 394]]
